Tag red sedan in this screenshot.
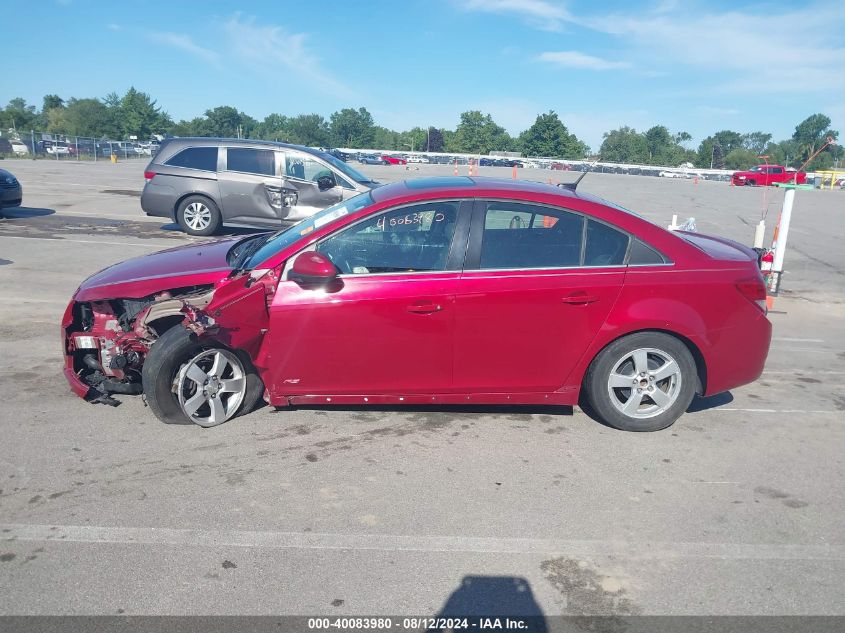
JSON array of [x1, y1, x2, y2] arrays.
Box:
[[62, 177, 771, 431], [382, 155, 407, 165]]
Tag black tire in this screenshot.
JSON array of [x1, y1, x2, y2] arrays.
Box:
[[746, 179, 756, 187], [583, 332, 698, 432], [176, 195, 221, 236], [142, 326, 263, 426]]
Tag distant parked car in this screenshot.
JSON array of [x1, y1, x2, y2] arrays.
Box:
[[10, 140, 29, 155], [0, 168, 22, 209], [46, 142, 70, 155], [360, 154, 388, 165], [479, 158, 494, 166], [731, 165, 806, 186], [407, 155, 430, 164], [382, 155, 407, 165], [141, 137, 379, 235]]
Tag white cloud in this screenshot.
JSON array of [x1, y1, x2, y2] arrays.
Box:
[[148, 32, 221, 67], [220, 14, 353, 99], [462, 0, 572, 30], [576, 6, 845, 95], [107, 23, 122, 31], [537, 51, 630, 71], [695, 106, 740, 117]]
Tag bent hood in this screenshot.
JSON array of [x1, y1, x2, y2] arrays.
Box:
[[75, 237, 241, 301]]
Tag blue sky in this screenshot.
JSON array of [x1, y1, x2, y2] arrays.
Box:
[[5, 0, 843, 150]]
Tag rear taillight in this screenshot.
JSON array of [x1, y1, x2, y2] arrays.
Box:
[[144, 170, 156, 182], [736, 277, 767, 312]]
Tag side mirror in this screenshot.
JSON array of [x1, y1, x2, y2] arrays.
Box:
[[316, 174, 336, 191], [289, 251, 338, 286]]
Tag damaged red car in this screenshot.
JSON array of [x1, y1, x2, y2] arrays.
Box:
[[62, 177, 771, 431]]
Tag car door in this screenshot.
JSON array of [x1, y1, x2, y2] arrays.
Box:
[[281, 151, 344, 222], [260, 200, 472, 398], [452, 200, 627, 393], [217, 146, 284, 224]]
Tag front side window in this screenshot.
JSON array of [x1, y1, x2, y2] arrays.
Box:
[[479, 202, 583, 269], [285, 155, 333, 183], [226, 148, 276, 176], [164, 147, 218, 171], [316, 201, 460, 275]]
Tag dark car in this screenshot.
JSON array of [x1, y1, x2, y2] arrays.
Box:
[[0, 168, 23, 209], [141, 137, 379, 236], [62, 177, 771, 431]]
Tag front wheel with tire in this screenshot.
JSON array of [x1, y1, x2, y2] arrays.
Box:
[[583, 332, 697, 432], [176, 195, 221, 236], [142, 327, 263, 426]]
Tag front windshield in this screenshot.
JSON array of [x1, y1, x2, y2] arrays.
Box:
[[318, 151, 374, 184], [244, 191, 374, 269]]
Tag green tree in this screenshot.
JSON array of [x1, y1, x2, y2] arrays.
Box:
[[286, 114, 331, 146], [712, 143, 724, 169], [598, 126, 649, 163], [42, 94, 64, 111], [792, 113, 838, 169], [450, 110, 512, 154], [119, 87, 169, 138], [194, 105, 256, 138], [330, 107, 375, 148], [399, 127, 428, 152], [426, 127, 444, 153], [741, 131, 772, 155], [1, 98, 38, 131], [62, 98, 114, 137], [518, 111, 586, 159], [372, 126, 400, 150], [723, 148, 758, 170]]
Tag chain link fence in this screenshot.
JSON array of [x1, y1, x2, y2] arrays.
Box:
[[0, 130, 155, 161]]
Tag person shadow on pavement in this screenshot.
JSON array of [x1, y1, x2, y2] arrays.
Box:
[[431, 575, 548, 633]]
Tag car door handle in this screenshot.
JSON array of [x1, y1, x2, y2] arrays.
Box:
[[407, 302, 443, 314], [562, 293, 599, 305]]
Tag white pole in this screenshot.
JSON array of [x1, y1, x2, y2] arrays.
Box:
[[770, 188, 795, 291], [667, 214, 678, 230], [753, 220, 766, 248]]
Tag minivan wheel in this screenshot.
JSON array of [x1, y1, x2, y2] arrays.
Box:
[[142, 327, 263, 426], [177, 196, 221, 236], [583, 332, 697, 432]]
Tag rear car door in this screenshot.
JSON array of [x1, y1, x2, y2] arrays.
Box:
[[261, 200, 472, 397], [453, 200, 627, 393], [218, 147, 284, 224], [281, 151, 344, 221]]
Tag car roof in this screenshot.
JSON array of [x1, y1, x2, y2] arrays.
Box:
[[157, 136, 323, 155], [370, 176, 585, 204]]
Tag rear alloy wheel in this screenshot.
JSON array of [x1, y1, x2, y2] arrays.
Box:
[[584, 332, 697, 431], [177, 196, 221, 236]]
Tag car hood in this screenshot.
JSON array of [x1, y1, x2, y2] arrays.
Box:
[[75, 236, 241, 301]]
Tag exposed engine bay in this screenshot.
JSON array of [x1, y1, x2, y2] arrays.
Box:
[[63, 285, 217, 406]]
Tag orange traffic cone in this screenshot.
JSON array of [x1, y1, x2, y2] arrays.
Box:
[[453, 159, 458, 176], [512, 164, 517, 179]]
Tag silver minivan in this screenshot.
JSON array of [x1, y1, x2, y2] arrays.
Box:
[[141, 137, 378, 235]]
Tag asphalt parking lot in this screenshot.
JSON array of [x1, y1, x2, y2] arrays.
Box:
[[1, 159, 843, 617]]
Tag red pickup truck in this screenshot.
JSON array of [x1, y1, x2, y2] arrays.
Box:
[[732, 165, 806, 186]]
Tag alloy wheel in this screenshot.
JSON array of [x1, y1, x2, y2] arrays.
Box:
[[176, 349, 247, 427], [606, 347, 682, 419]]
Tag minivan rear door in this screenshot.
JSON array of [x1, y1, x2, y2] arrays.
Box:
[[218, 146, 285, 225]]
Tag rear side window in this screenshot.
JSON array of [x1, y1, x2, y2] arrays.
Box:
[[164, 147, 218, 172], [584, 219, 629, 266], [226, 148, 276, 176], [628, 238, 667, 265], [480, 202, 584, 269]]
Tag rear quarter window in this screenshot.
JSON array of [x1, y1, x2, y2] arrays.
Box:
[[584, 219, 629, 266], [627, 238, 668, 265], [164, 147, 218, 172]]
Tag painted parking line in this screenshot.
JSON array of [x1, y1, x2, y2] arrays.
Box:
[[717, 408, 839, 414], [0, 235, 169, 248], [2, 523, 843, 561], [772, 337, 826, 343], [764, 370, 845, 375]]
